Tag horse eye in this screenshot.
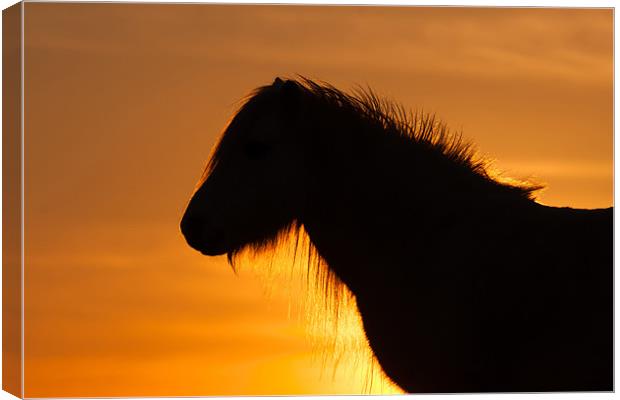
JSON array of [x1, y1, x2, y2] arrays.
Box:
[[243, 140, 271, 160]]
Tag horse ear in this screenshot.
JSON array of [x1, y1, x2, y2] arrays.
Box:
[[281, 80, 300, 114]]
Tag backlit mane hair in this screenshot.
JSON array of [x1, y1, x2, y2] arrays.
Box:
[[292, 77, 541, 198]]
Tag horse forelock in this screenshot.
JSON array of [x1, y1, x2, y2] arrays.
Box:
[[199, 84, 280, 184]]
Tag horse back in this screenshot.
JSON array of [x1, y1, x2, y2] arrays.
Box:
[[499, 204, 613, 391], [534, 205, 613, 290], [353, 203, 613, 392]]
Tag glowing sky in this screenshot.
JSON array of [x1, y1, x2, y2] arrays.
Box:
[[23, 4, 612, 397]]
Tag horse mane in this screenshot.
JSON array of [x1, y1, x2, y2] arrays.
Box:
[[208, 77, 542, 199], [291, 76, 542, 198]]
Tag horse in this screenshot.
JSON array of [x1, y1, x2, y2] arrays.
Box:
[[180, 77, 613, 393]]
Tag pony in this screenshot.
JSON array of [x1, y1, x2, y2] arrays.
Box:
[[180, 77, 613, 393]]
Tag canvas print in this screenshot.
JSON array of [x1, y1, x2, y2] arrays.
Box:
[[2, 3, 613, 397]]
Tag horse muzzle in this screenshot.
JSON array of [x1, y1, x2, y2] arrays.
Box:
[[180, 214, 229, 256]]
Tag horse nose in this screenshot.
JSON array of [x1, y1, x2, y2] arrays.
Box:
[[180, 214, 227, 254], [180, 215, 204, 244]]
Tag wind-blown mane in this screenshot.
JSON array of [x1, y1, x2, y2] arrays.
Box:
[[295, 78, 485, 174]]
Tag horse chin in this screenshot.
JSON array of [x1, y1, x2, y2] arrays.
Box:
[[192, 240, 233, 257], [196, 243, 240, 262], [198, 247, 228, 257]]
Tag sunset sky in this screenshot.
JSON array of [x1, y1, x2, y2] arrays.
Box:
[[23, 4, 612, 397]]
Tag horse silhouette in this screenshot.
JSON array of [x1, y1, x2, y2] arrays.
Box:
[[180, 77, 613, 393]]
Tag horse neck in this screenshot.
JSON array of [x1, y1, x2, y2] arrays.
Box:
[[300, 109, 514, 221], [297, 108, 529, 292]]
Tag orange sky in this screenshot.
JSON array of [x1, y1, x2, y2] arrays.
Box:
[[23, 4, 612, 397]]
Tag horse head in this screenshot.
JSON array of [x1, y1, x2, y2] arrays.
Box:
[[180, 78, 306, 257]]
